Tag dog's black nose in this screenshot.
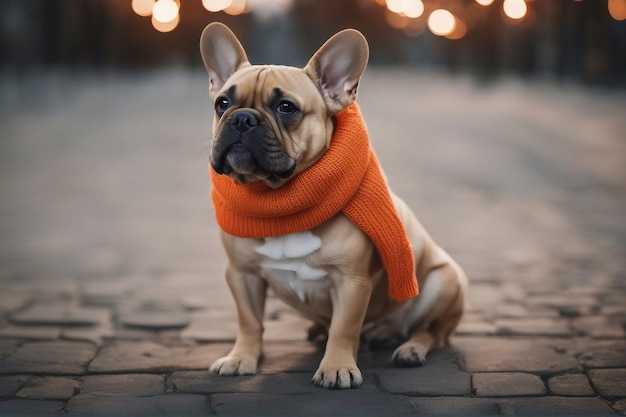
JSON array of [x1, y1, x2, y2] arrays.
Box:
[[230, 111, 258, 133]]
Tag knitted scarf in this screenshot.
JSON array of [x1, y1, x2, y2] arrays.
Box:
[[210, 103, 418, 302]]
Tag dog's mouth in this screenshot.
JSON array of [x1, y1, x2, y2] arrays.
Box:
[[223, 143, 256, 175], [212, 141, 296, 184]]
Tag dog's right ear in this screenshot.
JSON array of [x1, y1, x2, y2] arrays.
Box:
[[200, 22, 250, 98]]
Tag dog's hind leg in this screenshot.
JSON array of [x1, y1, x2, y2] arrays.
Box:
[[391, 262, 465, 366]]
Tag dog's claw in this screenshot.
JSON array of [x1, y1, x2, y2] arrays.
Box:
[[311, 366, 363, 389]]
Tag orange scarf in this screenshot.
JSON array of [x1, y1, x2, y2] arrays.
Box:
[[210, 104, 418, 302]]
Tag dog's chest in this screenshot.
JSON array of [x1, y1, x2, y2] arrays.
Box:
[[254, 231, 330, 303]]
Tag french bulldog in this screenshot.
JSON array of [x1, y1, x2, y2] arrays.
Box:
[[200, 22, 467, 389]]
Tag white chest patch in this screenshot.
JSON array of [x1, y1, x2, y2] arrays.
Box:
[[255, 231, 327, 302]]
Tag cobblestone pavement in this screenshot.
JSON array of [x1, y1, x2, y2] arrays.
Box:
[[1, 69, 625, 415]]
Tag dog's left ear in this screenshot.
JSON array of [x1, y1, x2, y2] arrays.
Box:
[[200, 22, 250, 98], [305, 29, 369, 114]]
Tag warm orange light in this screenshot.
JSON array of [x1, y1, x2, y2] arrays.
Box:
[[404, 0, 424, 18], [224, 0, 248, 15], [152, 0, 179, 22], [151, 13, 179, 32], [385, 9, 411, 29], [132, 0, 155, 16], [445, 18, 467, 40], [609, 0, 626, 20], [475, 0, 494, 5], [428, 9, 456, 36], [202, 0, 232, 12], [503, 0, 527, 20], [386, 0, 409, 14]]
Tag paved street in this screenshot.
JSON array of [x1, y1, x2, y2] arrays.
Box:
[[0, 69, 625, 415]]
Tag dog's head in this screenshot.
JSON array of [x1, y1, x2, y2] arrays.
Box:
[[200, 23, 369, 188]]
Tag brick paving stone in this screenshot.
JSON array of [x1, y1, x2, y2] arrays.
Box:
[[16, 377, 79, 400], [494, 318, 572, 336], [410, 397, 501, 415], [579, 340, 626, 368], [466, 284, 504, 313], [110, 326, 159, 341], [0, 339, 19, 357], [472, 372, 546, 397], [573, 315, 626, 338], [80, 374, 164, 396], [180, 310, 237, 342], [547, 373, 595, 396], [180, 294, 212, 310], [0, 292, 30, 313], [210, 391, 416, 415], [88, 341, 230, 373], [0, 325, 61, 340], [588, 369, 626, 399], [499, 283, 527, 303], [257, 341, 323, 374], [456, 313, 498, 335], [376, 353, 471, 396], [527, 295, 598, 316], [12, 304, 110, 326], [61, 324, 115, 345], [495, 304, 560, 319], [80, 278, 136, 307], [168, 370, 364, 395], [613, 399, 626, 415], [0, 375, 28, 398], [118, 310, 191, 329], [501, 396, 615, 415], [263, 310, 310, 342], [4, 279, 78, 297], [456, 320, 498, 335], [0, 399, 65, 415], [65, 393, 210, 415], [0, 341, 97, 375], [455, 336, 581, 375]]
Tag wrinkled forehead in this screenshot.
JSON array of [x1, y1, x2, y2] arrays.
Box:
[[219, 65, 324, 108]]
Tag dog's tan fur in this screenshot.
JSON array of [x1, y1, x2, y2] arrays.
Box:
[[201, 23, 467, 389]]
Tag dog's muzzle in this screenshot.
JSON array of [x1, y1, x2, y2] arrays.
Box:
[[211, 110, 296, 179]]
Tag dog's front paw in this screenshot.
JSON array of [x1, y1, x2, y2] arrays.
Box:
[[209, 355, 258, 376], [392, 342, 427, 367], [311, 363, 363, 389]]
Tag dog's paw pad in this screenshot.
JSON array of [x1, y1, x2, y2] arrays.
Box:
[[311, 367, 362, 389], [392, 344, 426, 367], [209, 356, 257, 376]]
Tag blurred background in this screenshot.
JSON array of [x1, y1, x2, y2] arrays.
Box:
[[0, 1, 625, 281], [1, 0, 625, 84]]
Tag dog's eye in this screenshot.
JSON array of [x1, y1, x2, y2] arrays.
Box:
[[215, 97, 230, 116], [276, 100, 299, 116]]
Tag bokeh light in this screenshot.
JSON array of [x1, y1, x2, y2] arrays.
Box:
[[223, 0, 248, 15], [608, 0, 626, 20], [404, 0, 424, 19], [386, 0, 409, 14], [503, 0, 527, 20], [202, 0, 232, 12], [131, 0, 155, 16], [386, 0, 423, 18], [152, 0, 179, 23], [475, 0, 495, 5], [445, 18, 467, 40], [428, 9, 456, 36], [151, 12, 179, 32]]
